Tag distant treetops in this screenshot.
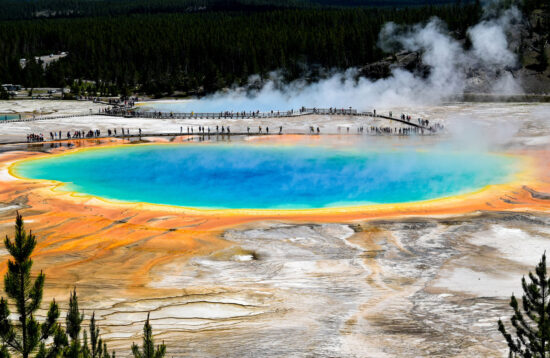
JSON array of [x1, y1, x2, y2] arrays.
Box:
[[0, 2, 483, 97]]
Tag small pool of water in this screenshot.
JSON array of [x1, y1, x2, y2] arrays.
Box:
[[12, 143, 519, 209], [0, 114, 21, 121]]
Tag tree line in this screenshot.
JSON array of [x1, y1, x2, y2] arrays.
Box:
[[0, 0, 474, 21], [0, 3, 483, 97]]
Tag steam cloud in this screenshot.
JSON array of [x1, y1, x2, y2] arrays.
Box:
[[156, 3, 523, 112]]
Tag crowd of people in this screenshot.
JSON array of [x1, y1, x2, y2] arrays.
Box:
[[126, 110, 296, 119], [398, 113, 431, 128], [178, 125, 286, 135], [364, 126, 429, 135], [102, 97, 138, 107], [100, 106, 364, 119], [26, 133, 44, 142], [398, 113, 441, 130], [334, 124, 439, 135], [26, 122, 443, 142], [27, 128, 133, 142], [24, 108, 444, 143]]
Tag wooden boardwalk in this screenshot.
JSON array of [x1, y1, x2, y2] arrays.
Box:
[[0, 107, 432, 131]]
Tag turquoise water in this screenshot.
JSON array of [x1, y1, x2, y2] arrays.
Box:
[[13, 144, 518, 209], [0, 114, 20, 121]]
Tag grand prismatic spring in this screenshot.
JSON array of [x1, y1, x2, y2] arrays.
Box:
[[0, 101, 550, 357], [1, 0, 550, 352], [11, 143, 519, 209]]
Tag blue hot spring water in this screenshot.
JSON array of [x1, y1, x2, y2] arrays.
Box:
[[13, 144, 518, 209], [0, 114, 20, 121]]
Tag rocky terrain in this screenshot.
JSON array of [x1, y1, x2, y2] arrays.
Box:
[[360, 5, 549, 97]]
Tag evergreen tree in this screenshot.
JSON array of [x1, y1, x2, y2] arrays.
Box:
[[63, 289, 114, 358], [64, 289, 84, 358], [0, 212, 66, 358], [131, 314, 165, 358], [498, 252, 550, 358], [86, 312, 113, 358]]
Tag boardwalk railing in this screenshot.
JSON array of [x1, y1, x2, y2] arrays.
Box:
[[302, 108, 359, 115], [129, 111, 300, 119], [0, 113, 94, 123], [0, 107, 431, 131], [115, 108, 360, 120]]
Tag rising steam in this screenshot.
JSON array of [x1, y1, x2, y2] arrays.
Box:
[[154, 4, 523, 112]]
